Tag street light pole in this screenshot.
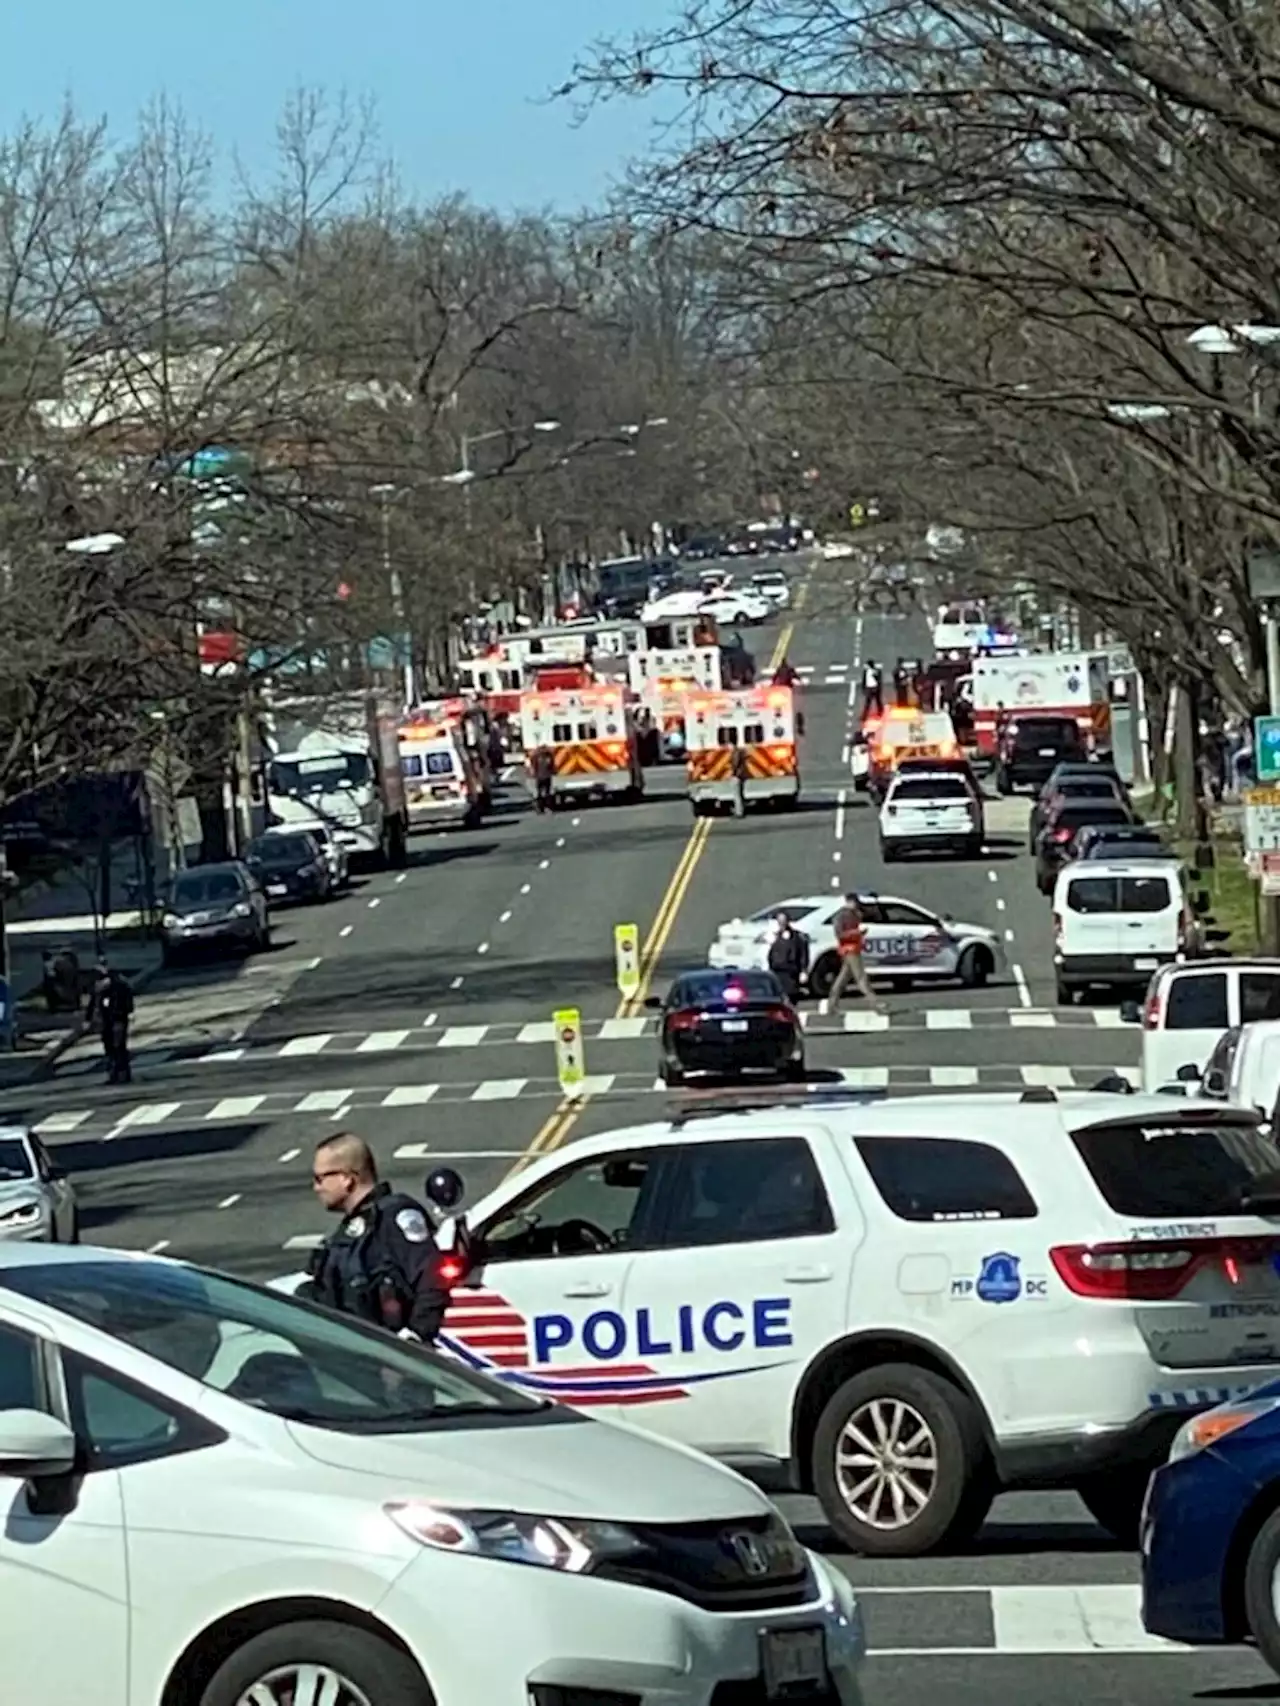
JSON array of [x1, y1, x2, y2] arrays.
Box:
[[372, 485, 416, 709]]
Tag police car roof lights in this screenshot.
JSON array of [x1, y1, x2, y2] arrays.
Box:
[[1019, 1086, 1060, 1104]]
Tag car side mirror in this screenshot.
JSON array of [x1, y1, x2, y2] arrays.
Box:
[[1175, 1063, 1203, 1083], [424, 1167, 465, 1211], [643, 995, 663, 1010], [0, 1409, 77, 1480], [1203, 1068, 1228, 1097], [1119, 1000, 1141, 1024]]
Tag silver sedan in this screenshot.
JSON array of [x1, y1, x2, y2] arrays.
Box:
[[0, 1126, 78, 1243]]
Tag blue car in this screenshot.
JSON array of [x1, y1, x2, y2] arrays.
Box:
[[1142, 1378, 1280, 1670]]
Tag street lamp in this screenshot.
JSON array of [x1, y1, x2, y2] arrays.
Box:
[[370, 484, 416, 708], [1187, 324, 1280, 356], [451, 418, 561, 483]]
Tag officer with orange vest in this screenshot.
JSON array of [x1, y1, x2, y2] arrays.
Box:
[[827, 894, 879, 1009]]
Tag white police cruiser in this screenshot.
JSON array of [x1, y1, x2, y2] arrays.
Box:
[[708, 893, 1003, 996], [421, 1089, 1280, 1557]]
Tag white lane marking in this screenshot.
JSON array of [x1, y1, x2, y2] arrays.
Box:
[[295, 1089, 352, 1112], [520, 883, 531, 894], [200, 1048, 246, 1063], [987, 869, 998, 883], [837, 1066, 890, 1088], [843, 1010, 890, 1032], [926, 1010, 971, 1029], [600, 1017, 646, 1040], [421, 1011, 437, 1028], [571, 816, 581, 826], [477, 942, 490, 955], [117, 1102, 182, 1129], [539, 859, 550, 869], [1092, 1009, 1129, 1027], [218, 1194, 241, 1209], [279, 1148, 300, 1163], [987, 1582, 1181, 1655], [1004, 928, 1016, 942], [382, 1086, 440, 1107], [830, 874, 841, 888], [840, 742, 850, 764], [834, 790, 846, 841], [395, 872, 407, 884], [39, 1110, 90, 1132], [450, 975, 464, 989], [368, 897, 381, 909], [394, 1143, 523, 1159], [1012, 963, 1032, 1008], [280, 1035, 330, 1057], [555, 837, 566, 848], [209, 1095, 266, 1120], [470, 1079, 527, 1101], [357, 1031, 411, 1053], [518, 1021, 556, 1043], [1010, 1009, 1055, 1028], [283, 1233, 324, 1251], [832, 850, 841, 863], [929, 1065, 979, 1086], [1022, 1065, 1077, 1087], [439, 1026, 486, 1048], [578, 1074, 617, 1096], [995, 897, 1006, 911], [147, 1239, 171, 1254], [499, 910, 512, 923], [340, 924, 353, 937], [847, 681, 859, 708]]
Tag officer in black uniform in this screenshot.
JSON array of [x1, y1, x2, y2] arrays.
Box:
[[303, 1133, 450, 1344]]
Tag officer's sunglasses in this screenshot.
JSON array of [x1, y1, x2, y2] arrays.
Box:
[[312, 1167, 352, 1184]]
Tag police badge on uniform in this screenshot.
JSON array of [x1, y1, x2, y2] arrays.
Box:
[[397, 1208, 430, 1242]]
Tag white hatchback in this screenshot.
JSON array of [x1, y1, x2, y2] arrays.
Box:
[[0, 1244, 865, 1706]]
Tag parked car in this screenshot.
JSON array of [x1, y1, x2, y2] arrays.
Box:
[[265, 819, 349, 888], [1034, 798, 1134, 893], [1028, 772, 1128, 852], [0, 1125, 77, 1243], [245, 831, 333, 905], [1074, 823, 1169, 861], [161, 861, 271, 965]]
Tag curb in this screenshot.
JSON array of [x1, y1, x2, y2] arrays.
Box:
[[4, 955, 169, 1086]]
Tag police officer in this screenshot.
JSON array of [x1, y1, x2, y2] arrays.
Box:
[[304, 1133, 450, 1344], [87, 958, 134, 1084]]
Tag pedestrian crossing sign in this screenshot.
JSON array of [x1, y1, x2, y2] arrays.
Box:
[[614, 923, 641, 998], [553, 1008, 585, 1096]]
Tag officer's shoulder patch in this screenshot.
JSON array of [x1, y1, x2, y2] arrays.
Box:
[[346, 1216, 366, 1238], [396, 1207, 430, 1242]]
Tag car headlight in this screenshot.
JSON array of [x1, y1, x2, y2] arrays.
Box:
[[384, 1502, 643, 1573], [230, 902, 251, 918], [0, 1199, 44, 1227], [1168, 1395, 1280, 1462], [163, 912, 181, 928]]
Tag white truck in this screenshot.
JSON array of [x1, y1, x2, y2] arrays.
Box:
[[263, 692, 408, 869]]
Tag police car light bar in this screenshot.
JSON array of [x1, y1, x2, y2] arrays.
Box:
[[668, 1087, 890, 1128]]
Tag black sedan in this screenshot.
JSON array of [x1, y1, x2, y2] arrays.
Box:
[[650, 969, 805, 1088], [245, 831, 332, 905], [1034, 800, 1134, 893]]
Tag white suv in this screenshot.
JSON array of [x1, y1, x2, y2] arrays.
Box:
[[879, 770, 983, 860], [427, 1090, 1280, 1557]]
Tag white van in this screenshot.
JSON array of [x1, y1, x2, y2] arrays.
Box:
[[1051, 860, 1200, 1004], [1126, 959, 1280, 1092], [1190, 1019, 1280, 1121]]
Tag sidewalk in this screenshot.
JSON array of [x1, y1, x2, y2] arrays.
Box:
[[0, 929, 165, 1091]]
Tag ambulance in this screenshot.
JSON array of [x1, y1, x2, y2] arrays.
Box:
[[970, 649, 1110, 755], [629, 646, 723, 764], [685, 685, 800, 815], [866, 707, 960, 801], [519, 682, 644, 804], [398, 706, 488, 830]]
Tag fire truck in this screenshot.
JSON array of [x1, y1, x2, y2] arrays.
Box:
[[519, 682, 644, 805], [685, 685, 800, 816]]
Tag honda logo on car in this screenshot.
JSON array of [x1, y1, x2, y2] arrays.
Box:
[[533, 1296, 794, 1362]]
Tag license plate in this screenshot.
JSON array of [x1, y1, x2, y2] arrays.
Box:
[[267, 883, 287, 897], [1039, 747, 1056, 756], [432, 786, 452, 798], [721, 1018, 749, 1032], [1135, 957, 1157, 970], [761, 1628, 828, 1697]]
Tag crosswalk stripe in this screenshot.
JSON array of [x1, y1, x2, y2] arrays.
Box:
[[357, 1030, 411, 1053], [209, 1096, 267, 1120], [1090, 1009, 1129, 1027], [837, 1066, 890, 1088], [382, 1086, 439, 1107], [282, 1233, 323, 1251], [38, 1110, 90, 1132], [929, 1065, 979, 1086], [392, 1142, 433, 1159], [200, 1048, 246, 1063], [925, 1010, 971, 1029], [1010, 1012, 1056, 1028], [986, 1583, 1176, 1654], [279, 1035, 330, 1057], [295, 1090, 351, 1112], [469, 1079, 527, 1101], [517, 1022, 555, 1043], [439, 1026, 487, 1048], [119, 1101, 182, 1127], [578, 1074, 617, 1096], [1021, 1064, 1078, 1087], [600, 1017, 647, 1039], [843, 1011, 889, 1032]]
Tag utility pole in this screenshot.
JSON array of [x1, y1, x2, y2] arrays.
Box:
[[0, 844, 15, 1050]]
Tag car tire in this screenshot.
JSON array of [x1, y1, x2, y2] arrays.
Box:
[[812, 1363, 993, 1557], [197, 1618, 434, 1706], [67, 1210, 80, 1245], [661, 1060, 685, 1088], [809, 952, 840, 999], [881, 841, 898, 863], [783, 1056, 807, 1081], [1076, 1465, 1152, 1547], [958, 945, 992, 988], [1055, 978, 1076, 1006], [1243, 1506, 1280, 1673]]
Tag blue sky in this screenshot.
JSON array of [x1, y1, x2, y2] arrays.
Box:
[[0, 1, 672, 212]]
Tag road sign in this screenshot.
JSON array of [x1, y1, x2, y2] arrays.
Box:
[[1244, 786, 1280, 854], [1257, 716, 1280, 784], [849, 503, 865, 528], [614, 923, 640, 999], [553, 1007, 585, 1098]]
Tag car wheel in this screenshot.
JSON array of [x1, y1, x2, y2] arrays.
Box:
[[197, 1618, 433, 1706], [996, 768, 1012, 795], [661, 1060, 685, 1088], [67, 1210, 80, 1245], [1055, 978, 1076, 1006], [958, 945, 992, 988], [784, 1056, 807, 1081], [812, 1363, 993, 1557], [1243, 1506, 1280, 1674], [881, 841, 898, 863], [809, 952, 840, 999], [1076, 1466, 1152, 1547]]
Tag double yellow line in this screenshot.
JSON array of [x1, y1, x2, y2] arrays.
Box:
[[513, 605, 802, 1170]]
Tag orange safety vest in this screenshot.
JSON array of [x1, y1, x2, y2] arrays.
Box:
[[835, 910, 865, 955]]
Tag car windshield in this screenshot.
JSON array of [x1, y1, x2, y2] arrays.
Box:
[[269, 753, 370, 795], [0, 1260, 552, 1432], [671, 970, 782, 1007], [170, 869, 243, 908], [0, 1137, 33, 1182], [248, 837, 311, 865]]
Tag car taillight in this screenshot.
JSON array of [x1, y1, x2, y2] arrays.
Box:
[[1052, 912, 1063, 946], [765, 1006, 794, 1024], [1143, 990, 1162, 1029], [667, 1010, 699, 1031], [1053, 827, 1072, 843], [1050, 1236, 1280, 1301]]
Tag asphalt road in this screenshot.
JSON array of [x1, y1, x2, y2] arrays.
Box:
[[6, 549, 1273, 1700]]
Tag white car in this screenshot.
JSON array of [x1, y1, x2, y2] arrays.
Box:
[[398, 1091, 1280, 1557], [0, 1126, 77, 1244], [701, 592, 772, 625], [0, 1243, 866, 1706], [709, 892, 1004, 994], [750, 572, 791, 609], [879, 770, 984, 861], [1120, 959, 1280, 1093]]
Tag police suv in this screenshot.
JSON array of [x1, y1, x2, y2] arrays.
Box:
[[424, 1090, 1280, 1556]]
